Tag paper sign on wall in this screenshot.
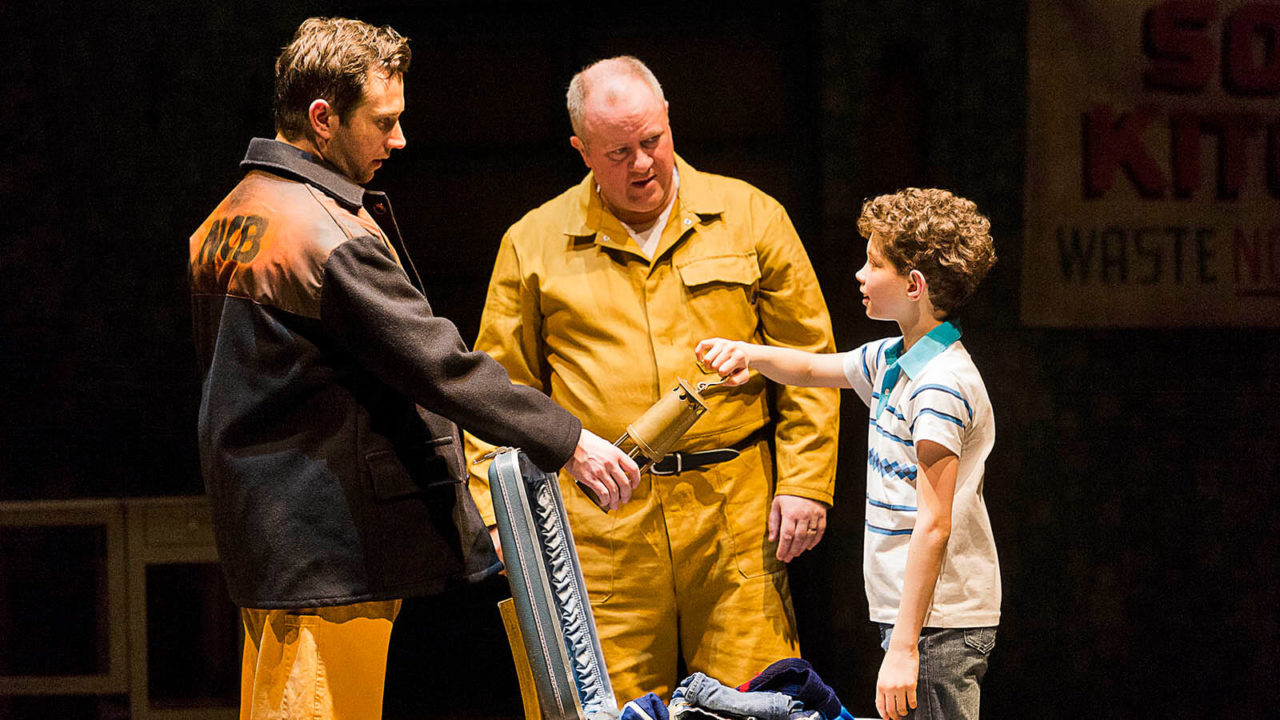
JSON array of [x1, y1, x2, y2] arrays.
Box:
[[1025, 1, 1280, 326]]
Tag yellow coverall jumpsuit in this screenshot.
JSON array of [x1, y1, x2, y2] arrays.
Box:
[[467, 156, 839, 701]]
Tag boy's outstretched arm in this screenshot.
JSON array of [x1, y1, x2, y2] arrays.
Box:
[[695, 338, 852, 388], [875, 439, 958, 720]]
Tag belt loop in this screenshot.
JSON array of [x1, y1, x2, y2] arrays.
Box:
[[675, 452, 683, 474]]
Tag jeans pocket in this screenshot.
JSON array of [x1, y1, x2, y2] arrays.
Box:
[[962, 626, 997, 654]]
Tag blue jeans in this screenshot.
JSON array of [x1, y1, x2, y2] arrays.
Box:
[[670, 671, 798, 720], [877, 624, 997, 720]]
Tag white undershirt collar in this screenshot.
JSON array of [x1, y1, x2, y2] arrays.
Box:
[[619, 167, 680, 259]]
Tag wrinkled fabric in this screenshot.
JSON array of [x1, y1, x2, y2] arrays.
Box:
[[739, 658, 842, 720], [671, 672, 798, 720], [239, 600, 400, 720], [622, 693, 672, 720]]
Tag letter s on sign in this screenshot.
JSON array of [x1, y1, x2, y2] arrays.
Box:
[[1143, 0, 1218, 92]]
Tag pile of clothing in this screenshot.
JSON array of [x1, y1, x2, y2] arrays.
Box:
[[620, 659, 854, 720]]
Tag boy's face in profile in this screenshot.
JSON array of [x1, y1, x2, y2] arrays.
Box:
[[855, 231, 912, 323]]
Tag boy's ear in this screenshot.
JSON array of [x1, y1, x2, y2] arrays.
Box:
[[907, 269, 928, 299]]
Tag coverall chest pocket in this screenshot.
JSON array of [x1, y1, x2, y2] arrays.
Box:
[[675, 253, 761, 336]]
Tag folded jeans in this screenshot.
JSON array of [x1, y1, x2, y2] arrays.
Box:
[[672, 672, 799, 720]]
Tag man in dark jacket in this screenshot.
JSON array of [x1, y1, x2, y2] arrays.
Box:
[[188, 17, 639, 719]]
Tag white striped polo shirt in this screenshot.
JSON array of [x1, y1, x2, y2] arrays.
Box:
[[842, 322, 1001, 627]]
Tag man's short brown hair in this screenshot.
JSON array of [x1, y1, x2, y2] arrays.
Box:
[[857, 188, 996, 317], [273, 17, 411, 141]]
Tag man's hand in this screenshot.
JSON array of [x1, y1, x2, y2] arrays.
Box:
[[564, 429, 642, 511], [875, 645, 919, 720], [768, 494, 828, 562], [694, 338, 752, 386]]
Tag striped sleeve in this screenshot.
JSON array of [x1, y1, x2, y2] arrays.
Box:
[[842, 339, 884, 407], [906, 374, 972, 457]]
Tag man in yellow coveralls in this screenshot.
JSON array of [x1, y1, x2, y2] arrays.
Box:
[[466, 56, 839, 701]]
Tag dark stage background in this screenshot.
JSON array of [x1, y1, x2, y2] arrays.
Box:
[[1, 1, 1277, 718]]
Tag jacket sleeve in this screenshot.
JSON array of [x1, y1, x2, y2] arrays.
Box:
[[318, 234, 579, 472], [755, 204, 841, 505], [463, 232, 547, 525]]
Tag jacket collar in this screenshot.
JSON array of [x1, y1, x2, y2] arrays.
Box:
[[562, 154, 724, 238], [240, 138, 366, 212]]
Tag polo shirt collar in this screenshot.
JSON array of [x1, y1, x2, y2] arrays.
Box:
[[875, 321, 962, 417], [886, 320, 963, 381], [240, 137, 366, 212]]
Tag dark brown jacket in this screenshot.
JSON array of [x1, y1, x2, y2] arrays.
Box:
[[189, 138, 579, 608]]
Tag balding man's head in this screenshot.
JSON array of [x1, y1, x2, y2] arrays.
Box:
[[566, 56, 665, 140], [565, 56, 675, 228]]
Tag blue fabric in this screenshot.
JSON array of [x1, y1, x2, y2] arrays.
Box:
[[673, 672, 796, 720], [741, 658, 843, 720], [622, 692, 671, 720], [874, 322, 962, 417]]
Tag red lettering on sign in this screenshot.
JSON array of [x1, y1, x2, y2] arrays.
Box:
[[1205, 113, 1262, 198], [1224, 4, 1280, 95], [1233, 226, 1280, 289], [1084, 105, 1167, 198], [1143, 1, 1217, 91], [1170, 112, 1202, 197]]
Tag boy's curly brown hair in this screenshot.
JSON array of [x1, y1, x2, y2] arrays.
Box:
[[857, 188, 996, 317]]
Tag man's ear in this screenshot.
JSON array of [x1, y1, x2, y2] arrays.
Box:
[[907, 269, 928, 299], [570, 136, 591, 168], [308, 99, 336, 144]]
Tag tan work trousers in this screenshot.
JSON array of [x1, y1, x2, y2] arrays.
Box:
[[239, 599, 401, 720], [569, 439, 800, 701]]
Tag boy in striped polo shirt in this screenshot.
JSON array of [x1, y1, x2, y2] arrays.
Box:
[[696, 188, 999, 720]]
